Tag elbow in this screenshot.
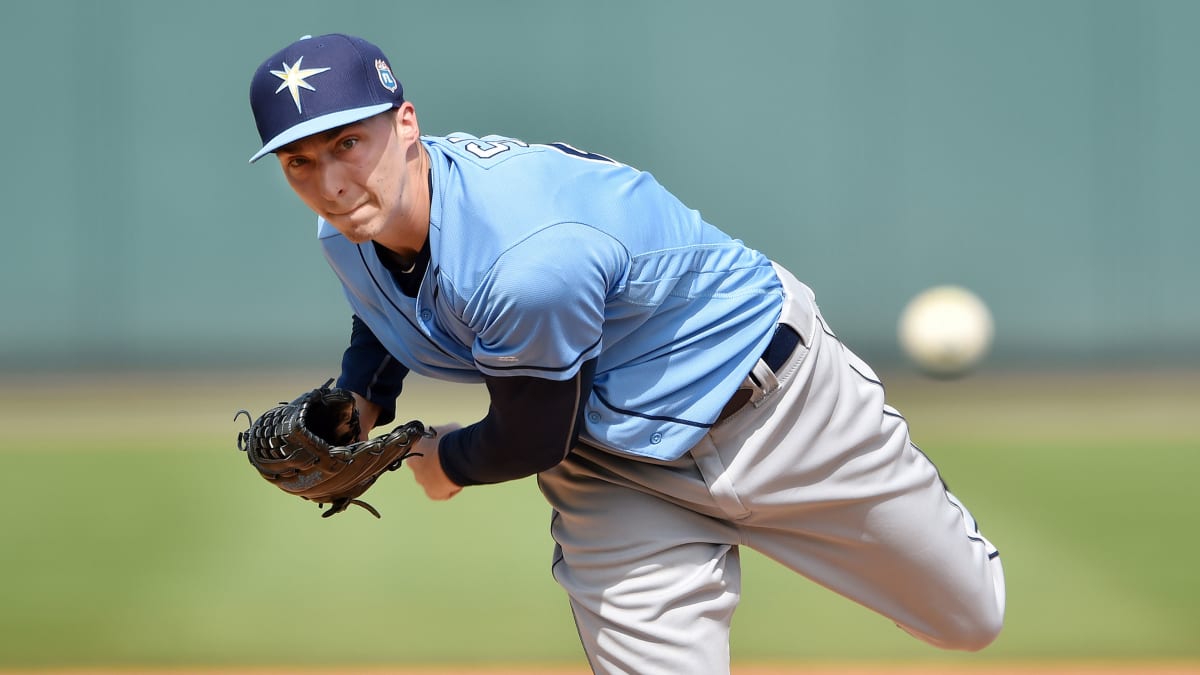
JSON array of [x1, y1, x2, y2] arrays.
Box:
[[527, 441, 573, 475]]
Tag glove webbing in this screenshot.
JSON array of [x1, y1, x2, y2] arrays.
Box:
[[322, 421, 431, 518]]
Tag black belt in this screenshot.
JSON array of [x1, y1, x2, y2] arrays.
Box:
[[716, 323, 802, 423]]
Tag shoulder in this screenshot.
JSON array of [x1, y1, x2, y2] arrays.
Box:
[[424, 133, 547, 169], [426, 133, 630, 178]]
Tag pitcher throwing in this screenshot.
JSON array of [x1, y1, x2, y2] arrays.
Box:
[[245, 33, 1005, 674]]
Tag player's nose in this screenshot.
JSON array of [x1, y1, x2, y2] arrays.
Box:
[[316, 161, 347, 201]]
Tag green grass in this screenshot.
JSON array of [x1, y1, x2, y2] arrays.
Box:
[[0, 370, 1197, 668], [0, 437, 582, 668]]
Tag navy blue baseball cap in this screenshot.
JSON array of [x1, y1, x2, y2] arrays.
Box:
[[248, 34, 404, 163]]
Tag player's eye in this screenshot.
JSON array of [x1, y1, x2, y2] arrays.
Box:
[[338, 137, 359, 152], [284, 155, 309, 170]]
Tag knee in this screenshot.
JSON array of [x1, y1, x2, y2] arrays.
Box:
[[921, 552, 1007, 651], [908, 602, 1004, 652], [944, 610, 1004, 652]]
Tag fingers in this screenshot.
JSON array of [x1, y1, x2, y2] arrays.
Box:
[[350, 392, 382, 440]]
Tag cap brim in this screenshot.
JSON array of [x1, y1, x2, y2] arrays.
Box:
[[248, 102, 395, 163]]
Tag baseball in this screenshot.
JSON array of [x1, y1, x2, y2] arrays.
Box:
[[898, 285, 994, 377]]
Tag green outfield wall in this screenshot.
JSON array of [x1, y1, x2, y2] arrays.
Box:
[[2, 0, 1197, 370]]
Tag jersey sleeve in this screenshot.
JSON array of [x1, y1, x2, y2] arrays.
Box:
[[463, 223, 625, 380]]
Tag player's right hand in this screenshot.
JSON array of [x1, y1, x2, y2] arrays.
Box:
[[408, 422, 464, 501]]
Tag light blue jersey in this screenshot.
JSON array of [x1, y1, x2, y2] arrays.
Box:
[[320, 133, 783, 459]]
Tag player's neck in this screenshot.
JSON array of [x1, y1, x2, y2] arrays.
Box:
[[374, 145, 431, 263]]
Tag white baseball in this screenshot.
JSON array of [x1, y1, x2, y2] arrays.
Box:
[[898, 285, 994, 377]]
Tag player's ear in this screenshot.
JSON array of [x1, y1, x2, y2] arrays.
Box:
[[394, 102, 420, 142]]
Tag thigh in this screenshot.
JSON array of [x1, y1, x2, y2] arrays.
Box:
[[745, 449, 1005, 650], [711, 301, 1005, 650], [538, 452, 742, 675]]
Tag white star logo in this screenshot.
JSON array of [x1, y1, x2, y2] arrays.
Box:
[[270, 56, 332, 113]]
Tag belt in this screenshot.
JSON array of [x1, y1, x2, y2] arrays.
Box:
[[716, 323, 802, 423]]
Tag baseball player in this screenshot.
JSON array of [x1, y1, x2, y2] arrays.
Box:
[[248, 34, 1005, 674]]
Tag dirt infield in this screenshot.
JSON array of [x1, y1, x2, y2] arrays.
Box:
[[7, 665, 1198, 675]]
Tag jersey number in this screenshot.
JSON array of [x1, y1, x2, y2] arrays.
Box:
[[450, 136, 616, 164]]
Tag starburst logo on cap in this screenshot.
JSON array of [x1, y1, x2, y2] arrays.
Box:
[[270, 56, 332, 113]]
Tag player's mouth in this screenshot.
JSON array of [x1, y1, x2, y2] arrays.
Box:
[[325, 201, 374, 223]]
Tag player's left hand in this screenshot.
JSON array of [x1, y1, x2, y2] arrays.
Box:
[[408, 422, 463, 501], [235, 380, 431, 518]]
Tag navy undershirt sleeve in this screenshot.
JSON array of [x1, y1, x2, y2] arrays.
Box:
[[336, 314, 409, 427], [438, 358, 597, 487]]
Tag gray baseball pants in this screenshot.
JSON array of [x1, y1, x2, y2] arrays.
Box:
[[538, 264, 1006, 675]]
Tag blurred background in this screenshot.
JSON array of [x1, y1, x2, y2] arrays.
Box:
[[0, 0, 1197, 672], [3, 0, 1198, 371]]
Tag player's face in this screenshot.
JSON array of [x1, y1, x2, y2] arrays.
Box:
[[276, 106, 422, 247]]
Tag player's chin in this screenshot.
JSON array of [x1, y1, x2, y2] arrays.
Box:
[[327, 218, 376, 244]]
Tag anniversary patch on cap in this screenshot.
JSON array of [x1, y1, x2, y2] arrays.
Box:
[[248, 33, 405, 163]]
